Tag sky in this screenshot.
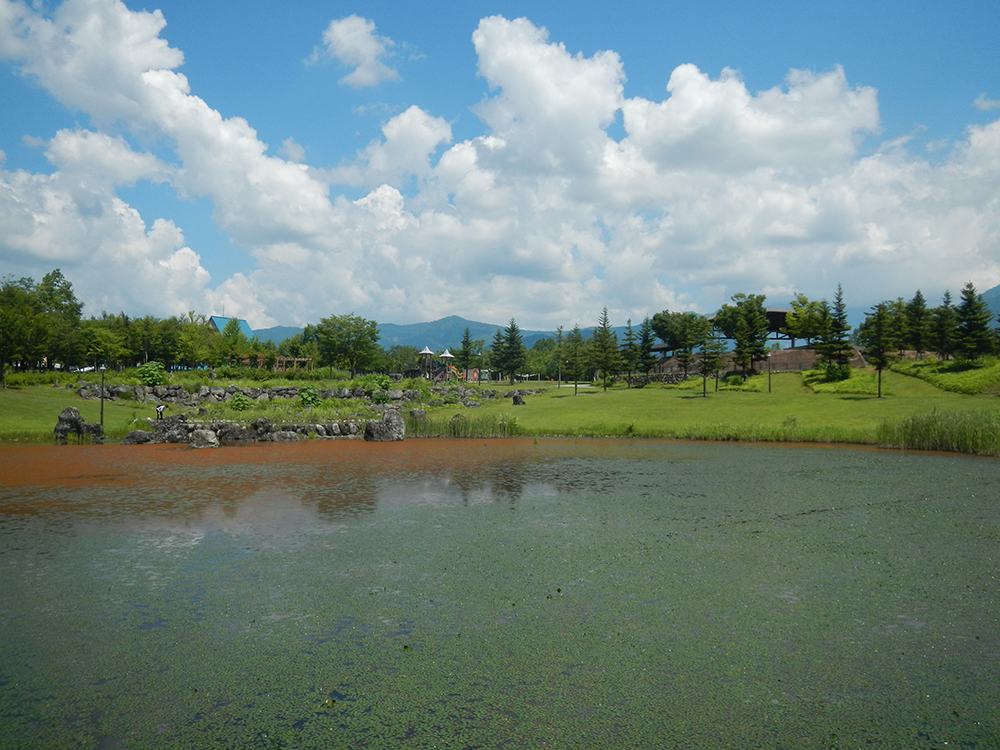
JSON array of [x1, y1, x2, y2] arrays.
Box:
[[1, 0, 999, 330]]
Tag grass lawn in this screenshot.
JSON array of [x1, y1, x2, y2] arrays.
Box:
[[2, 368, 998, 451], [453, 370, 998, 444], [0, 383, 152, 440]]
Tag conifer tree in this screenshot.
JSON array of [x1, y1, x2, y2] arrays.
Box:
[[589, 307, 621, 391], [815, 285, 852, 380], [857, 302, 899, 398], [904, 290, 931, 357], [637, 317, 659, 378], [565, 324, 587, 395], [932, 290, 957, 360], [619, 319, 640, 387], [698, 325, 726, 396], [955, 282, 995, 361]]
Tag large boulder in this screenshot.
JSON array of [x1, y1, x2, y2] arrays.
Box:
[[364, 410, 406, 442], [189, 429, 219, 449], [120, 430, 155, 445], [54, 407, 103, 444]]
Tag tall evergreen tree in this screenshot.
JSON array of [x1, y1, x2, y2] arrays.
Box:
[[589, 307, 621, 391], [931, 290, 957, 360], [815, 285, 853, 380], [955, 281, 995, 360], [489, 327, 506, 380], [857, 302, 899, 398], [552, 326, 565, 387], [564, 324, 587, 395], [619, 319, 640, 387], [492, 318, 527, 383], [454, 327, 476, 373], [637, 317, 659, 377], [698, 325, 727, 396], [904, 290, 931, 357]]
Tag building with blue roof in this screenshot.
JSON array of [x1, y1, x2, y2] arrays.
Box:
[[208, 316, 255, 339]]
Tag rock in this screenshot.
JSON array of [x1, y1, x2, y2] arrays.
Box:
[[328, 422, 341, 436], [512, 394, 526, 406], [216, 423, 248, 441], [315, 424, 327, 437], [364, 410, 406, 442], [409, 408, 427, 419], [462, 400, 481, 408], [189, 429, 219, 449], [54, 407, 103, 444], [122, 430, 154, 444], [270, 430, 300, 441], [162, 426, 189, 443], [251, 417, 273, 438]]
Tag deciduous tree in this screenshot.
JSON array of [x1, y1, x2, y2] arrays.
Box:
[[311, 313, 382, 377]]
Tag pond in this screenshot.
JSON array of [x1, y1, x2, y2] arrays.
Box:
[[0, 438, 998, 748]]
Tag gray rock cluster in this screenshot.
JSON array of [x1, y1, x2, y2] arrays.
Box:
[[363, 410, 406, 442], [75, 382, 424, 408], [53, 407, 103, 444], [119, 414, 374, 448]]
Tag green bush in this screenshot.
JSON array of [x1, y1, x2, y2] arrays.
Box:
[[299, 385, 322, 408], [135, 361, 169, 386], [354, 373, 392, 394], [229, 391, 253, 411]]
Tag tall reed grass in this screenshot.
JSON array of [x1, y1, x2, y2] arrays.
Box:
[[405, 412, 520, 438], [876, 409, 1000, 455]]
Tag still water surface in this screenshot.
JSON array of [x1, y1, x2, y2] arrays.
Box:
[[0, 438, 998, 748]]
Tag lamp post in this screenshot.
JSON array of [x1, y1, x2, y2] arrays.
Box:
[[99, 364, 107, 429], [767, 352, 772, 393]]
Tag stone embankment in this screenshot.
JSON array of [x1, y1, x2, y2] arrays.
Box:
[[105, 385, 545, 448], [120, 413, 402, 447], [75, 382, 546, 408]]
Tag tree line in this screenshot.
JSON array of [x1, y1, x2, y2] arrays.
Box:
[[4, 269, 998, 390]]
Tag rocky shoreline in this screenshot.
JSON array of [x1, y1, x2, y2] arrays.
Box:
[[59, 383, 546, 447]]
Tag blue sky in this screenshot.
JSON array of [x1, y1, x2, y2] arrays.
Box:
[[1, 0, 999, 329]]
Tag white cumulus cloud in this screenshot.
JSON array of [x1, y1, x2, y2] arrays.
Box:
[[314, 15, 400, 88], [1, 3, 1000, 330]]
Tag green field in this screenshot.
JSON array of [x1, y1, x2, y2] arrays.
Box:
[[3, 367, 1000, 454]]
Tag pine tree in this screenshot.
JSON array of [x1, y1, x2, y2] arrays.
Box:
[[932, 290, 957, 360], [552, 325, 565, 387], [955, 282, 995, 361], [619, 319, 640, 387], [455, 327, 476, 374], [637, 317, 659, 377], [904, 290, 931, 357], [698, 325, 727, 396], [815, 285, 852, 380], [565, 324, 587, 395], [857, 302, 899, 398], [589, 307, 622, 391]]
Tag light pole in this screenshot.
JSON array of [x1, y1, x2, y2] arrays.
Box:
[[99, 364, 107, 429], [767, 352, 772, 393]]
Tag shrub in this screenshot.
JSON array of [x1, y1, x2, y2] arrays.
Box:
[[136, 361, 169, 386], [354, 374, 392, 394], [299, 385, 322, 408], [229, 391, 253, 411]]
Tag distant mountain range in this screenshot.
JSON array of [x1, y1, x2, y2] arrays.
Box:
[[254, 283, 1000, 349], [253, 314, 631, 350]]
